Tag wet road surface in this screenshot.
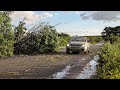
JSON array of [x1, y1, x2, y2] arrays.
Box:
[[0, 42, 103, 79]]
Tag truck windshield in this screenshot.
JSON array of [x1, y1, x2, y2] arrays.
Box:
[[71, 37, 86, 42]]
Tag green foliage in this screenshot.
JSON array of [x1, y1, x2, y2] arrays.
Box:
[[109, 35, 120, 44], [14, 18, 27, 43], [58, 33, 71, 47], [14, 19, 28, 54], [87, 36, 103, 44], [97, 40, 120, 79], [14, 23, 59, 55], [97, 26, 120, 79], [0, 11, 14, 57], [102, 26, 120, 43]]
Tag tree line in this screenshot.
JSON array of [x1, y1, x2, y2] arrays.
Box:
[[102, 26, 120, 44]]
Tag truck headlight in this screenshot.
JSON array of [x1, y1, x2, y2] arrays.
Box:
[[67, 44, 70, 46], [82, 45, 85, 47]]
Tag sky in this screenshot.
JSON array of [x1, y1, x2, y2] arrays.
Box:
[[10, 11, 120, 36]]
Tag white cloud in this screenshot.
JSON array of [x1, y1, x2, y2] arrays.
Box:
[[75, 11, 80, 14], [60, 11, 74, 15], [41, 12, 53, 18], [75, 11, 91, 15], [10, 11, 53, 24]]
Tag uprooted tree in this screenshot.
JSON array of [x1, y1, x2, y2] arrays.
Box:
[[14, 18, 28, 54], [14, 22, 59, 55], [0, 11, 71, 56], [14, 18, 27, 43]]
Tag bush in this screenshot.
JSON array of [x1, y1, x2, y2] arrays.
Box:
[[14, 23, 59, 55], [87, 36, 103, 44], [97, 41, 120, 79], [58, 33, 71, 47], [0, 11, 14, 57], [109, 35, 120, 44]]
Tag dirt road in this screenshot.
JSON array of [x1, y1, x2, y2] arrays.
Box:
[[0, 42, 103, 79]]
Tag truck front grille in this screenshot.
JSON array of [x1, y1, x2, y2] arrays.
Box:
[[70, 44, 81, 46]]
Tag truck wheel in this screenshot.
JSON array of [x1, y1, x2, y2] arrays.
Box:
[[72, 51, 75, 54], [72, 51, 78, 54], [84, 52, 87, 54], [78, 51, 80, 54], [66, 50, 70, 54]]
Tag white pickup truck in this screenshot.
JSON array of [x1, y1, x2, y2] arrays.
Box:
[[66, 36, 90, 54]]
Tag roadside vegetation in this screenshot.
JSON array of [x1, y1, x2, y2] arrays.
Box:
[[3, 11, 120, 79], [0, 11, 106, 58], [0, 11, 14, 57], [0, 11, 71, 57], [58, 33, 71, 48], [97, 26, 120, 79], [87, 36, 103, 44]]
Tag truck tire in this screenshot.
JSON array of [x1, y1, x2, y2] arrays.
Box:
[[67, 51, 70, 54], [77, 50, 80, 54], [84, 51, 87, 54], [88, 50, 90, 53], [72, 51, 79, 54], [66, 49, 70, 54]]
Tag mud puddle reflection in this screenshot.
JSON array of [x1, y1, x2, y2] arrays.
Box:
[[52, 65, 72, 79], [51, 55, 99, 79], [76, 55, 99, 79]]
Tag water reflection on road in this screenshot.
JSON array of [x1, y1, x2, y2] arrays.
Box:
[[51, 42, 103, 79], [52, 65, 72, 79], [76, 55, 99, 79], [51, 55, 99, 79]]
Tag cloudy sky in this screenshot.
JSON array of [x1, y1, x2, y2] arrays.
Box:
[[10, 11, 120, 36]]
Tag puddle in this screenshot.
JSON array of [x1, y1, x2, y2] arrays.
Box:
[[51, 55, 99, 79], [76, 55, 99, 79], [52, 65, 72, 79]]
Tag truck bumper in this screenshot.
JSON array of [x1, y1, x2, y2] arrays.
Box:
[[66, 46, 84, 52]]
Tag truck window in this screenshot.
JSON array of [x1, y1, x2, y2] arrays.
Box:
[[71, 37, 86, 42]]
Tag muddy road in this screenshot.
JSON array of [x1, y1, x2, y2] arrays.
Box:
[[0, 42, 103, 79]]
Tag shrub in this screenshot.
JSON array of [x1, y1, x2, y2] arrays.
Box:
[[0, 11, 14, 57], [14, 23, 59, 55], [97, 41, 120, 79], [58, 33, 71, 47], [87, 36, 103, 44]]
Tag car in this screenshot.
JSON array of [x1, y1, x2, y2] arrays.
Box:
[[66, 36, 90, 54]]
